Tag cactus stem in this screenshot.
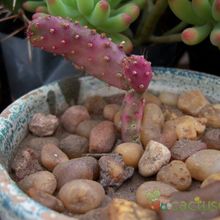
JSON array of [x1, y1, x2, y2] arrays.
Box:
[[104, 42, 111, 47], [104, 55, 110, 61], [87, 42, 93, 48], [139, 84, 144, 89], [132, 70, 137, 75], [116, 72, 123, 78], [62, 23, 70, 29], [91, 29, 97, 35], [49, 28, 55, 33], [101, 33, 107, 38]]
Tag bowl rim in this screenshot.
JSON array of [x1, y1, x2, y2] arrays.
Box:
[[0, 67, 219, 220]]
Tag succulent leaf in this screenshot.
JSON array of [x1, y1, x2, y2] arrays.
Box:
[[181, 23, 212, 45], [168, 0, 205, 25]]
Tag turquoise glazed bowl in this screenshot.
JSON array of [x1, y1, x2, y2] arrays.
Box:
[[0, 67, 219, 220]]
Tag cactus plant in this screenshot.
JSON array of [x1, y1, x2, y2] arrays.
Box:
[[27, 14, 152, 93], [168, 0, 220, 48], [121, 91, 145, 143], [27, 13, 153, 142], [22, 0, 146, 52]]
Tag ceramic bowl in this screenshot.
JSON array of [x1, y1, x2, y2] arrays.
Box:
[[0, 67, 219, 220]]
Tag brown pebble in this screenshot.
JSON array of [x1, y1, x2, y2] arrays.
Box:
[[58, 179, 105, 214], [171, 139, 207, 161], [199, 104, 220, 128], [156, 160, 192, 190], [136, 181, 177, 210], [109, 198, 158, 220], [186, 149, 220, 181], [201, 173, 220, 188], [60, 134, 88, 158], [99, 154, 134, 188], [103, 104, 120, 121], [89, 121, 116, 153], [203, 128, 220, 150], [53, 157, 99, 189], [11, 148, 43, 181], [84, 95, 107, 114], [76, 120, 100, 138], [61, 105, 90, 133], [29, 113, 59, 137], [19, 171, 57, 194], [177, 90, 209, 116], [114, 142, 144, 168], [28, 188, 65, 212], [41, 143, 69, 171], [138, 141, 171, 177]]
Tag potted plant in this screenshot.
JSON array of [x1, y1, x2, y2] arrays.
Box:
[[0, 1, 220, 220]]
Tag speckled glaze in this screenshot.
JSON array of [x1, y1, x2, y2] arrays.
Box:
[[0, 67, 219, 220]]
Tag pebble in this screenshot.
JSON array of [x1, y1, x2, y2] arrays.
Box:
[[159, 92, 178, 106], [76, 120, 100, 138], [29, 113, 59, 137], [138, 141, 171, 177], [171, 139, 207, 161], [186, 149, 220, 181], [177, 90, 209, 116], [89, 121, 116, 153], [40, 143, 69, 171], [143, 92, 162, 106], [58, 179, 105, 214], [84, 95, 107, 114], [156, 160, 192, 190], [19, 171, 57, 194], [114, 142, 144, 168], [99, 154, 134, 188], [60, 134, 88, 158], [175, 116, 207, 139], [203, 129, 220, 150], [141, 103, 164, 147], [28, 188, 64, 212], [162, 105, 183, 121], [201, 173, 220, 188], [160, 120, 177, 148], [27, 137, 59, 157], [61, 105, 90, 133], [53, 157, 99, 189], [109, 198, 158, 220], [11, 148, 43, 180], [136, 181, 177, 210], [199, 104, 220, 128], [103, 104, 120, 121]]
